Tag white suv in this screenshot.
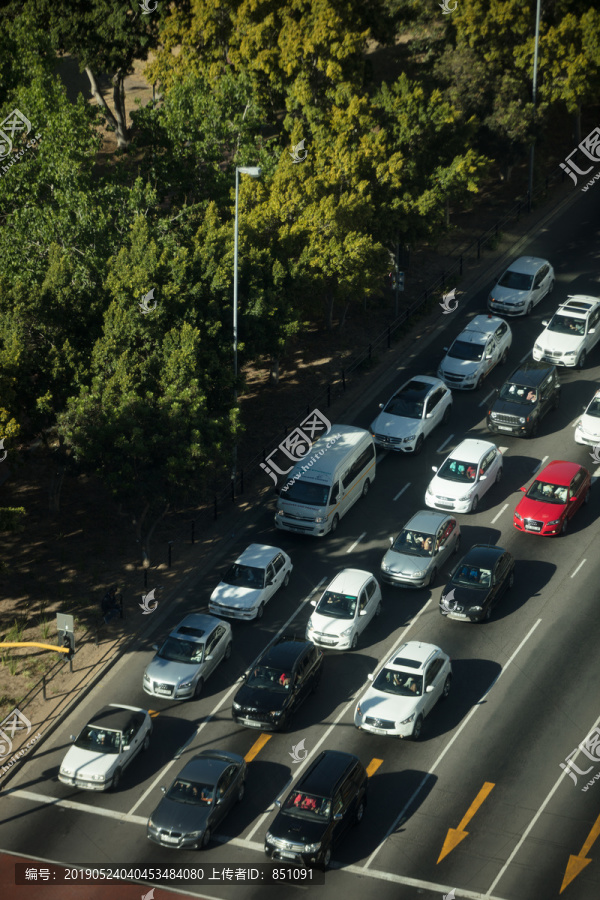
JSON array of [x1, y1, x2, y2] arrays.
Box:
[[488, 257, 554, 317], [437, 315, 512, 390], [533, 296, 600, 369]]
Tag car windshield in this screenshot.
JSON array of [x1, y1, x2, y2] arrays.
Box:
[[75, 726, 121, 754], [384, 395, 425, 419], [447, 339, 484, 362], [499, 383, 537, 404], [585, 396, 600, 419], [158, 637, 204, 664], [167, 778, 214, 806], [392, 529, 435, 557], [547, 314, 585, 336], [498, 270, 533, 291], [437, 458, 478, 483], [245, 665, 291, 691], [284, 792, 331, 819], [526, 480, 568, 504], [315, 590, 357, 619], [280, 480, 330, 506], [223, 563, 265, 589], [453, 564, 492, 587], [373, 667, 423, 696]]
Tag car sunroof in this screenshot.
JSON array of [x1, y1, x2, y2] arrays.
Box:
[[177, 626, 205, 638], [393, 657, 421, 669]]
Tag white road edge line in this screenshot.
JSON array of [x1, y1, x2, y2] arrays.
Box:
[[364, 618, 543, 871], [570, 559, 587, 579], [394, 483, 410, 502], [346, 532, 366, 554], [479, 389, 495, 408], [491, 503, 509, 524], [0, 789, 148, 825], [436, 434, 454, 454]]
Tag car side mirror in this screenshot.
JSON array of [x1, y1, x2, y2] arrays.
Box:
[[520, 486, 527, 492], [359, 609, 367, 616], [379, 402, 384, 409], [310, 599, 317, 607], [389, 536, 394, 546], [479, 474, 487, 481], [151, 644, 158, 651], [334, 812, 343, 821], [161, 785, 167, 794], [69, 734, 75, 742], [542, 320, 548, 327], [443, 346, 449, 352], [122, 745, 131, 751], [367, 673, 374, 680], [589, 328, 596, 334], [216, 797, 223, 805], [425, 685, 434, 693], [426, 412, 434, 418], [569, 495, 577, 502], [275, 798, 282, 808], [205, 655, 213, 661], [432, 466, 438, 473]]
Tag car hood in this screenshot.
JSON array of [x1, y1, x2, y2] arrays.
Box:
[[150, 796, 211, 834], [439, 355, 480, 377], [60, 745, 118, 778], [516, 496, 567, 521], [210, 582, 263, 609], [428, 475, 474, 500], [441, 583, 487, 612], [491, 286, 530, 304], [537, 330, 582, 352], [490, 398, 530, 416], [579, 414, 600, 439], [145, 656, 199, 685], [381, 549, 429, 576], [233, 683, 288, 713], [270, 811, 326, 845], [358, 690, 417, 722], [308, 611, 353, 636], [370, 412, 421, 439]]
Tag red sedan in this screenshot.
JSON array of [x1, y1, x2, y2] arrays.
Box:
[[513, 460, 591, 536]]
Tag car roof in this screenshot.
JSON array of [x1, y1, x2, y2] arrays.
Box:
[[171, 613, 224, 643], [404, 510, 452, 533], [394, 376, 444, 397], [505, 359, 555, 387], [503, 256, 548, 275], [286, 426, 372, 481], [455, 544, 506, 568], [235, 544, 282, 567], [536, 460, 586, 485], [260, 639, 313, 668], [555, 296, 600, 317], [299, 750, 360, 797], [88, 705, 146, 733], [462, 315, 507, 337], [387, 640, 442, 670], [447, 438, 497, 463], [178, 753, 239, 785], [325, 568, 374, 595]]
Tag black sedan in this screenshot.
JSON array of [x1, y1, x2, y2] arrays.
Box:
[[439, 545, 515, 623], [147, 750, 246, 849]]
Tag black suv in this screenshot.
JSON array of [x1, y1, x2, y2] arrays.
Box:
[[265, 750, 367, 869], [487, 360, 560, 438], [232, 637, 322, 731]]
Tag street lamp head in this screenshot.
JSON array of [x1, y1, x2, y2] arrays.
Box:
[[237, 166, 261, 177]]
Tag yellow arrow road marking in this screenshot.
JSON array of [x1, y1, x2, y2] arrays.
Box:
[[147, 710, 160, 718], [437, 782, 495, 863], [560, 813, 600, 893], [1, 642, 70, 653], [366, 758, 383, 778], [245, 733, 271, 762]]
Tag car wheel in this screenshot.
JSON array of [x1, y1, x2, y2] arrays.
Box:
[[476, 374, 485, 390], [351, 633, 358, 650], [412, 715, 423, 741], [495, 467, 503, 484], [500, 347, 508, 364], [442, 404, 451, 425], [224, 642, 232, 661], [508, 570, 515, 589], [201, 828, 211, 849], [414, 435, 425, 455], [330, 514, 339, 534], [256, 603, 265, 620], [375, 601, 382, 617], [142, 733, 151, 752], [525, 302, 533, 316], [237, 781, 245, 803], [321, 845, 332, 870], [483, 605, 492, 622], [584, 488, 591, 505], [529, 420, 538, 438], [362, 478, 370, 497], [578, 350, 587, 369], [471, 494, 479, 513], [112, 767, 122, 791], [283, 571, 290, 587], [552, 391, 560, 410], [453, 533, 461, 554], [442, 675, 452, 699], [561, 517, 568, 535], [428, 567, 437, 588], [311, 672, 321, 693], [194, 677, 204, 699], [355, 799, 365, 824]]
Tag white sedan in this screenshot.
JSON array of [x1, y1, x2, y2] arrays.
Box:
[[355, 641, 452, 740], [306, 569, 382, 650], [425, 438, 503, 513], [370, 376, 452, 454], [58, 704, 152, 791], [209, 544, 292, 620]]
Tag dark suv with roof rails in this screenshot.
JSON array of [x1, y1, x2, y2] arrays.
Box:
[[232, 636, 322, 731], [265, 750, 368, 869], [486, 359, 560, 438]]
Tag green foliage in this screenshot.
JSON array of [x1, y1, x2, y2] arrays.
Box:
[[0, 507, 26, 532]]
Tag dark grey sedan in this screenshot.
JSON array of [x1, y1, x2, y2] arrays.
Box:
[[147, 750, 246, 849]]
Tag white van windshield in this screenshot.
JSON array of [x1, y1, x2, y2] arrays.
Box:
[[281, 480, 330, 506]]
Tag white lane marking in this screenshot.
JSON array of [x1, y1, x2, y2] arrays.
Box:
[[127, 579, 327, 818], [0, 789, 148, 825], [437, 433, 454, 454], [484, 709, 600, 898], [394, 483, 411, 502], [499, 447, 509, 455], [491, 503, 509, 524], [595, 466, 600, 477], [479, 389, 495, 408], [570, 417, 579, 428], [519, 350, 531, 364], [376, 450, 389, 463], [531, 455, 548, 475], [346, 532, 366, 554], [364, 618, 543, 870], [570, 559, 587, 578], [245, 590, 439, 844]]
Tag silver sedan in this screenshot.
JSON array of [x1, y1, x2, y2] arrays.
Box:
[[380, 510, 461, 588]]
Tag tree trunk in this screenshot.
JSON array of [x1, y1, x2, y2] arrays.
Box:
[[49, 466, 65, 515], [502, 163, 513, 183], [141, 504, 170, 566], [85, 66, 130, 149], [134, 502, 150, 565], [326, 294, 334, 331], [269, 357, 280, 385], [338, 301, 350, 330]]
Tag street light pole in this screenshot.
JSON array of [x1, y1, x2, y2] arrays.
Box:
[[232, 165, 261, 492], [527, 0, 542, 212]]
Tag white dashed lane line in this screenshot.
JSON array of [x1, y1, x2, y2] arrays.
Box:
[[479, 389, 495, 408], [570, 559, 587, 578], [436, 434, 454, 454], [519, 350, 531, 364], [531, 455, 548, 475], [346, 532, 366, 554], [491, 503, 509, 524], [394, 483, 411, 502]]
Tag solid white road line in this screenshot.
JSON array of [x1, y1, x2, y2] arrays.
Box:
[[479, 389, 495, 408], [531, 455, 548, 475], [0, 789, 148, 825], [346, 532, 366, 554], [393, 483, 410, 502], [519, 350, 531, 364], [491, 503, 509, 524], [436, 434, 454, 454], [364, 618, 543, 871], [484, 707, 600, 898], [570, 559, 587, 578]]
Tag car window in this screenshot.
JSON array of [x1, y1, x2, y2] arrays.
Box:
[[425, 658, 443, 686], [168, 778, 214, 806], [480, 450, 495, 474], [332, 792, 345, 817], [533, 271, 543, 288], [365, 579, 377, 600], [570, 472, 584, 494], [295, 655, 309, 683], [484, 341, 494, 358], [285, 792, 331, 818], [266, 563, 275, 583], [217, 766, 237, 798], [273, 554, 285, 574], [495, 322, 508, 338], [427, 389, 442, 412], [358, 589, 368, 613], [373, 668, 423, 696], [589, 308, 600, 329], [223, 563, 265, 589]]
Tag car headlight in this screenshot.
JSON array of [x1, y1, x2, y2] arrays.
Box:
[[143, 672, 151, 683], [426, 485, 434, 495], [404, 434, 417, 442], [519, 417, 526, 424], [148, 817, 156, 829], [188, 830, 204, 838], [413, 570, 425, 578], [266, 831, 275, 844], [179, 680, 194, 690], [488, 294, 495, 303], [314, 516, 326, 523], [547, 519, 561, 526], [270, 710, 285, 717], [91, 773, 105, 782], [470, 606, 482, 612], [564, 351, 577, 358], [60, 768, 72, 776], [575, 420, 583, 430], [514, 300, 526, 306], [381, 561, 390, 572], [514, 512, 523, 521], [306, 620, 314, 631], [534, 343, 542, 352], [232, 701, 242, 710], [490, 412, 498, 419], [356, 703, 362, 716], [458, 492, 473, 501], [276, 509, 285, 517], [400, 714, 415, 725], [304, 842, 322, 853], [340, 626, 354, 637]]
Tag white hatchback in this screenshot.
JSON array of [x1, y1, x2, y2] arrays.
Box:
[[370, 376, 452, 454], [437, 315, 512, 390], [425, 438, 503, 513], [575, 389, 600, 447], [354, 641, 452, 740], [306, 569, 382, 650], [488, 256, 554, 316], [209, 544, 292, 620]]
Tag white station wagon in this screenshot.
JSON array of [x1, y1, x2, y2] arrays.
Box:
[[438, 315, 512, 390], [488, 256, 554, 317], [425, 438, 503, 513], [533, 296, 600, 369], [306, 569, 382, 650], [209, 544, 293, 620]]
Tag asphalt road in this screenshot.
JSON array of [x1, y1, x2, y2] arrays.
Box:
[[2, 186, 600, 900]]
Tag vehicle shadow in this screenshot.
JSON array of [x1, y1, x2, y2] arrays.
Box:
[[220, 759, 293, 838], [490, 559, 556, 622]]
